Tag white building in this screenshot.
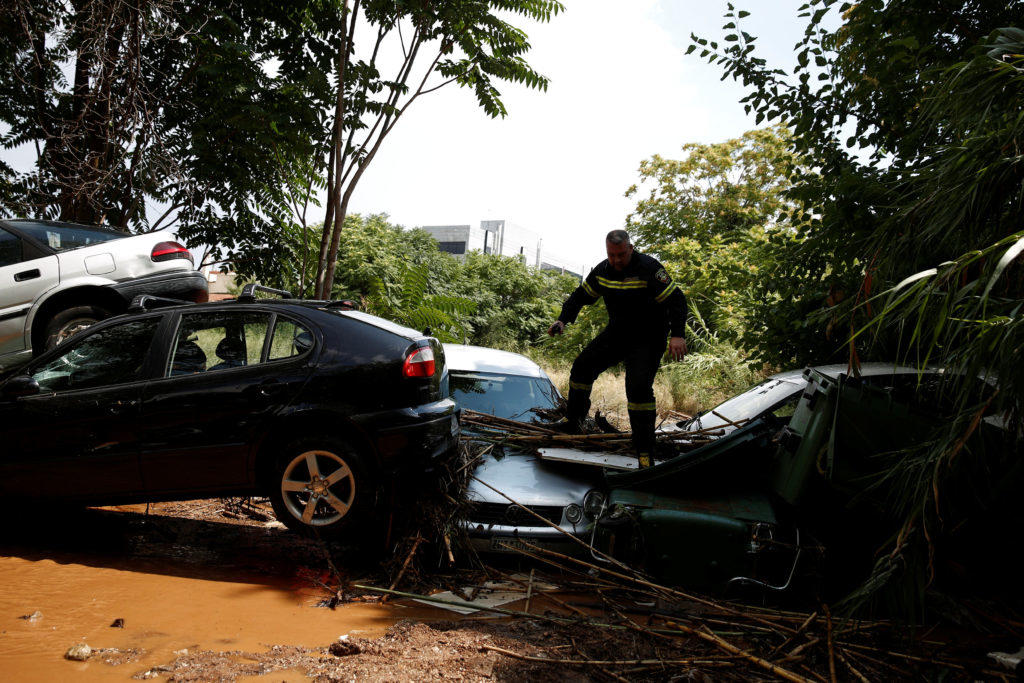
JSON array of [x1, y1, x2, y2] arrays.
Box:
[[418, 219, 585, 279]]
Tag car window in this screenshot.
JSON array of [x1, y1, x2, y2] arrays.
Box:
[[451, 372, 560, 421], [167, 312, 271, 376], [268, 317, 314, 360], [12, 221, 126, 252], [0, 228, 21, 267], [30, 318, 160, 392]]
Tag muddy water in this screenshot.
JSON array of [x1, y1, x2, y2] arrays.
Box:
[[0, 504, 441, 680]]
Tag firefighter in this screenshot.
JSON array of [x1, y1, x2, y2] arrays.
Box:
[[548, 230, 687, 467]]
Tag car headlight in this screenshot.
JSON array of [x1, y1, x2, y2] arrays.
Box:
[[583, 490, 607, 520], [564, 504, 583, 525]]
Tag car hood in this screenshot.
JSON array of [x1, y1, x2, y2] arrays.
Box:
[[467, 453, 600, 507]]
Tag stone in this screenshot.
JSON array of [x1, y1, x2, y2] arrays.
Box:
[[65, 644, 92, 661]]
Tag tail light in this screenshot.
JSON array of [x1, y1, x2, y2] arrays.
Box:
[[152, 241, 193, 264], [402, 345, 436, 378]]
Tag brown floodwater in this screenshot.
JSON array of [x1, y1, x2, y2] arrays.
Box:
[[0, 503, 442, 681]]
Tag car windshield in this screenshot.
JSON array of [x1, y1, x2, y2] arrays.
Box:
[[12, 221, 126, 252], [451, 372, 560, 422], [687, 378, 804, 431]]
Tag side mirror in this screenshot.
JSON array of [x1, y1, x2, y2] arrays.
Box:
[[2, 375, 41, 398]]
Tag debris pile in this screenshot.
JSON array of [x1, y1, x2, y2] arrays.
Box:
[[461, 409, 736, 455]]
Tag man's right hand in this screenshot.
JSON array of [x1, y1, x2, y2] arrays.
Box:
[[548, 320, 565, 336]]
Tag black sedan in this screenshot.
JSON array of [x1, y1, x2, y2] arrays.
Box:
[[0, 289, 458, 539]]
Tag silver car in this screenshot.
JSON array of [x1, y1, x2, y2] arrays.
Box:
[[672, 363, 933, 436], [0, 219, 208, 369], [446, 344, 606, 556]]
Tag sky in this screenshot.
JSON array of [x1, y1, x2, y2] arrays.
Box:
[[1, 0, 812, 271], [344, 0, 811, 270]]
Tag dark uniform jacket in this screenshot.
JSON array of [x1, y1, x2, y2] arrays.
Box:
[[558, 251, 687, 338]]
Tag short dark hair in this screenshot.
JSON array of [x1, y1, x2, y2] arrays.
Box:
[[606, 230, 630, 245]]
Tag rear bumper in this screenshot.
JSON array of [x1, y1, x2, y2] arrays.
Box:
[[355, 397, 460, 471], [112, 270, 209, 304]]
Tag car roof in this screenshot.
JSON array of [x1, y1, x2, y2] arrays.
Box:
[[119, 298, 426, 341], [769, 362, 932, 384], [443, 344, 547, 378]]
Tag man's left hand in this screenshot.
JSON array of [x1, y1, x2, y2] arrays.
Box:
[[669, 336, 687, 361]]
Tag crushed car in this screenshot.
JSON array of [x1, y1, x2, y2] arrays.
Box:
[[0, 285, 458, 539], [592, 366, 1016, 595], [445, 344, 606, 556]]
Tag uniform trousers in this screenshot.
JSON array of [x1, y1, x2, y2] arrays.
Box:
[[566, 325, 667, 458]]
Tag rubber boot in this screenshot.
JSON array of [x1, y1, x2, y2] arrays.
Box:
[[628, 408, 657, 468]]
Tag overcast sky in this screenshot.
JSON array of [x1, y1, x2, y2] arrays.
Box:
[[346, 0, 810, 269]]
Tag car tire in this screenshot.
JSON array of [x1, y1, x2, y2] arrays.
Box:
[[42, 305, 112, 350], [268, 437, 374, 541]]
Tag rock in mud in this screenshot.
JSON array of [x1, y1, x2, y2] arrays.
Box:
[[19, 610, 42, 621], [329, 635, 362, 657], [65, 643, 92, 661]]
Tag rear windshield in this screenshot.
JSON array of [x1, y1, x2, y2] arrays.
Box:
[[11, 220, 126, 252]]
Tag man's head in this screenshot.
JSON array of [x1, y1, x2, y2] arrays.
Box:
[[606, 230, 633, 271]]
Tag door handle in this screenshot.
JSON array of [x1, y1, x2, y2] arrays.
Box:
[[257, 379, 281, 397], [14, 269, 40, 282]]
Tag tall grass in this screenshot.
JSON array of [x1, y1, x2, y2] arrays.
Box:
[[536, 340, 764, 429]]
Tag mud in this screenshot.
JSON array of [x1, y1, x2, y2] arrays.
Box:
[[0, 500, 446, 681]]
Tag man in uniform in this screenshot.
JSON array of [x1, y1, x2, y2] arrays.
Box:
[[548, 230, 687, 467]]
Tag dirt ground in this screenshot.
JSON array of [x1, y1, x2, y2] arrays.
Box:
[[2, 497, 1019, 682]]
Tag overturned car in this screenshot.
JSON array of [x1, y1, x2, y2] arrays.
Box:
[[591, 367, 1017, 596]]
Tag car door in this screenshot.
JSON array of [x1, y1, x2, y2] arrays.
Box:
[[0, 315, 162, 500], [137, 308, 317, 494], [0, 226, 59, 359]]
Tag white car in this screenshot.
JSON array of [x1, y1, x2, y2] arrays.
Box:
[[445, 344, 606, 556], [672, 363, 935, 435], [0, 219, 208, 369]]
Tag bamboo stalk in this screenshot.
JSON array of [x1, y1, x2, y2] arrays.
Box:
[[524, 568, 535, 614], [481, 645, 732, 667], [770, 611, 818, 656], [383, 535, 423, 603], [660, 620, 812, 683], [834, 648, 871, 683], [824, 604, 837, 683], [504, 538, 798, 634]]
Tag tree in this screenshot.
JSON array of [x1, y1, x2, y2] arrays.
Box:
[[688, 0, 1024, 367], [624, 125, 801, 341], [692, 1, 1024, 612], [311, 0, 563, 298], [625, 125, 797, 247], [456, 251, 577, 350], [0, 0, 340, 245]]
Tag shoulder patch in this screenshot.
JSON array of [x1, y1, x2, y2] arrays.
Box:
[[655, 268, 671, 284]]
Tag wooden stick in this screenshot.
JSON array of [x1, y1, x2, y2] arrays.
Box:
[[383, 535, 423, 603], [481, 645, 732, 668], [660, 620, 812, 683], [824, 604, 837, 683], [834, 648, 871, 683], [838, 641, 967, 670], [770, 611, 818, 656], [442, 533, 455, 565], [524, 568, 535, 614], [710, 410, 748, 429]]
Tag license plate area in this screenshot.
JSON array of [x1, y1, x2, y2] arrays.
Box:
[[489, 536, 533, 553]]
